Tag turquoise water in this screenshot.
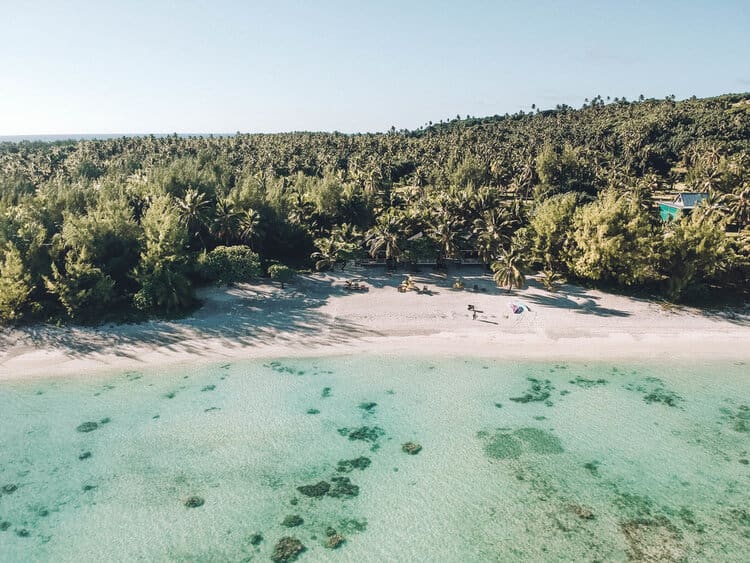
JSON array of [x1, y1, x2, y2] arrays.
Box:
[[1, 357, 749, 562]]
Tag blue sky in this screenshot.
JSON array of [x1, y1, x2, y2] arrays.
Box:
[[1, 0, 748, 135]]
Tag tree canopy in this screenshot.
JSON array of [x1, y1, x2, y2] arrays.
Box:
[[1, 93, 749, 323]]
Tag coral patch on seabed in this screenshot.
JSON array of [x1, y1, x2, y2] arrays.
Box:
[[328, 477, 359, 498], [509, 378, 555, 406], [248, 533, 263, 546], [184, 496, 204, 508], [481, 427, 564, 459], [337, 457, 371, 472], [625, 377, 683, 408], [297, 481, 330, 498], [401, 442, 422, 455], [339, 426, 385, 443], [569, 376, 608, 388], [76, 422, 99, 433], [272, 537, 305, 562], [325, 532, 345, 549], [281, 515, 304, 528]]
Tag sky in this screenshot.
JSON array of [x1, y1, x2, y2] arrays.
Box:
[[1, 0, 748, 135]]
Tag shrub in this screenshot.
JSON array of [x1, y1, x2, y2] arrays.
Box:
[[197, 245, 261, 285], [268, 263, 295, 289]]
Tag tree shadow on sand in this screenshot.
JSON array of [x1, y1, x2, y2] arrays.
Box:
[[520, 292, 632, 318], [0, 275, 383, 363]]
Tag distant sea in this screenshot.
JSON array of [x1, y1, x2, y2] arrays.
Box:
[[0, 133, 235, 143]]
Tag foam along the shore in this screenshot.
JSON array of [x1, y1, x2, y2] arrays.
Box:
[[1, 268, 749, 380]]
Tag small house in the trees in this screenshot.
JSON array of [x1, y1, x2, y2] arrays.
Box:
[[658, 192, 708, 221]]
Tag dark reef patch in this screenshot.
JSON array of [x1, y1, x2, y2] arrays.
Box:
[[338, 518, 367, 533], [584, 461, 601, 477], [249, 532, 263, 546], [723, 405, 750, 433], [201, 385, 216, 392], [325, 533, 345, 549], [625, 377, 683, 408], [337, 457, 371, 473], [619, 516, 685, 561], [272, 536, 305, 562], [569, 376, 607, 388], [484, 433, 523, 460], [76, 421, 99, 433], [570, 504, 595, 520], [184, 496, 204, 508], [402, 442, 422, 455], [328, 477, 359, 498], [1, 484, 18, 494], [513, 427, 564, 455], [482, 427, 563, 460], [321, 387, 332, 398], [282, 515, 304, 527], [509, 378, 554, 406], [339, 426, 385, 444], [306, 408, 320, 415], [297, 481, 331, 498]]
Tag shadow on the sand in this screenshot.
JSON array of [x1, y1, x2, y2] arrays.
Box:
[[520, 292, 631, 318], [0, 275, 382, 363]]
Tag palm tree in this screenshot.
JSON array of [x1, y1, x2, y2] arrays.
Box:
[[175, 188, 211, 248], [365, 210, 405, 266], [239, 207, 259, 237], [212, 198, 243, 245], [311, 236, 342, 271], [427, 215, 463, 265], [491, 250, 526, 292], [473, 208, 514, 264], [723, 184, 750, 230], [539, 268, 563, 291]]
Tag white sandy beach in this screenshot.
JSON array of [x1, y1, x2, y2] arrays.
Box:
[[1, 267, 749, 380]]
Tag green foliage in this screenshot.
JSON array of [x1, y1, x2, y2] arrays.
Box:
[[0, 93, 749, 322], [0, 244, 33, 323], [197, 245, 261, 284], [534, 144, 597, 199], [659, 213, 733, 300], [268, 264, 295, 289], [526, 192, 581, 270], [132, 196, 194, 313], [59, 204, 141, 289], [44, 250, 115, 321], [311, 224, 362, 271], [365, 210, 406, 265], [491, 250, 526, 292], [539, 268, 564, 291], [567, 189, 658, 286]]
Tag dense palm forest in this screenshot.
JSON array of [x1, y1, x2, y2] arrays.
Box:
[[1, 93, 750, 324]]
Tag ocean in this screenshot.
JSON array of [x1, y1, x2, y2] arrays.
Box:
[[1, 356, 748, 561]]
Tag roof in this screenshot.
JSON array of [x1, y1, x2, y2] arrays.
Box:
[[671, 192, 708, 208]]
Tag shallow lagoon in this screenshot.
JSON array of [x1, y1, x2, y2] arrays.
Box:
[[1, 357, 749, 561]]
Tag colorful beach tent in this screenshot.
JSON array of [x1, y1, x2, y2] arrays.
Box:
[[508, 302, 530, 314]]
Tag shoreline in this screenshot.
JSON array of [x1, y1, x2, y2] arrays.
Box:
[[1, 269, 749, 381]]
